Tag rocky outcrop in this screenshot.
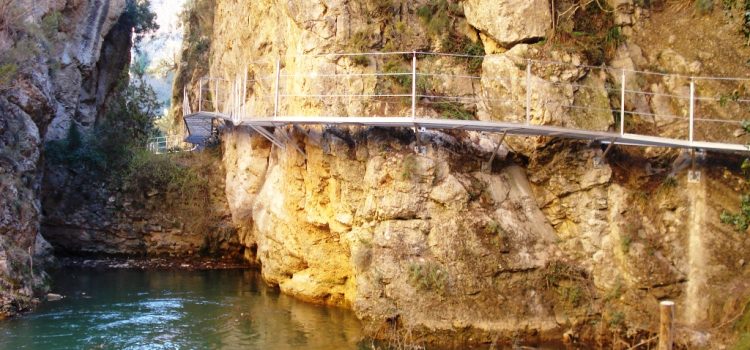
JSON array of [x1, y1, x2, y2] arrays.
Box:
[[222, 127, 587, 344], [0, 0, 129, 317], [463, 0, 551, 48], [170, 0, 750, 347]]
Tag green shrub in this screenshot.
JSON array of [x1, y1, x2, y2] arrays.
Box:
[[696, 0, 715, 13], [416, 0, 451, 36], [122, 0, 159, 44], [66, 123, 82, 152], [619, 234, 632, 254], [721, 195, 750, 231], [560, 285, 583, 307], [408, 262, 448, 293], [464, 41, 485, 73], [554, 1, 620, 65], [433, 101, 474, 120], [485, 220, 501, 235], [365, 0, 397, 16], [348, 30, 372, 66], [45, 58, 162, 174], [732, 333, 750, 350], [0, 63, 17, 88], [125, 150, 206, 196], [401, 154, 417, 180], [608, 310, 626, 329], [41, 10, 62, 41]]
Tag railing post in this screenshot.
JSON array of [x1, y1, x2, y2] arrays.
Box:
[[412, 51, 417, 120], [198, 79, 203, 112], [214, 78, 219, 113], [242, 66, 248, 119], [689, 78, 695, 143], [620, 69, 626, 136], [526, 59, 531, 125], [658, 301, 675, 350], [274, 59, 281, 118]]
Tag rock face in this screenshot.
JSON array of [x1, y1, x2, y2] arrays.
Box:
[[223, 128, 580, 343], [41, 152, 240, 258], [0, 0, 128, 317], [169, 0, 750, 346], [463, 0, 551, 47]]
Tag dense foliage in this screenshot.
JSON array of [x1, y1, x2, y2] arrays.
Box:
[[721, 123, 750, 231], [45, 61, 162, 173], [122, 0, 159, 45]]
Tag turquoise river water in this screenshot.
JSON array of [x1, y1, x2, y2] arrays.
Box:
[[0, 268, 571, 350], [0, 268, 365, 350]]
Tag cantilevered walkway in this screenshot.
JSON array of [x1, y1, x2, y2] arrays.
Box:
[[181, 51, 750, 153]]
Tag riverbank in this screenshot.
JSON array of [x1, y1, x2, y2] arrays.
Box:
[[56, 256, 253, 270]]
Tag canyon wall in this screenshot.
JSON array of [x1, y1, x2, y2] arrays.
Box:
[[41, 150, 240, 259], [0, 0, 130, 317], [172, 0, 750, 347]]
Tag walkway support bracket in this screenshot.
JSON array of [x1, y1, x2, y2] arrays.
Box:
[[594, 138, 617, 167], [486, 131, 508, 172]]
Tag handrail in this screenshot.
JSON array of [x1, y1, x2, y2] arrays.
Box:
[[181, 51, 750, 152]]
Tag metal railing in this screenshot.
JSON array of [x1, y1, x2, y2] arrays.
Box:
[[181, 51, 750, 151], [147, 135, 193, 154]]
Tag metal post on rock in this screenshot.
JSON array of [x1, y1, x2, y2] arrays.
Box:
[[689, 78, 695, 143], [525, 59, 531, 125], [658, 300, 675, 350], [411, 51, 417, 121], [215, 78, 219, 113], [198, 79, 203, 112], [620, 69, 626, 136], [243, 66, 248, 119], [274, 59, 281, 119]]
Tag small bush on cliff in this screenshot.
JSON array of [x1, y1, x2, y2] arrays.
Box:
[[417, 0, 452, 36], [722, 122, 750, 231], [408, 262, 448, 293], [401, 155, 418, 180], [0, 63, 17, 87], [721, 196, 750, 231], [696, 0, 715, 13], [732, 333, 750, 350], [550, 1, 621, 65]]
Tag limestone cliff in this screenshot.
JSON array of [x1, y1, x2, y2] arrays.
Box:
[[171, 0, 750, 347], [0, 0, 130, 317]]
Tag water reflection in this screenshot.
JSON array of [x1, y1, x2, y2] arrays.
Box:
[[0, 269, 364, 350]]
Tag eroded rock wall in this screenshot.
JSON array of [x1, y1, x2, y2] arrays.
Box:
[[0, 0, 129, 317], [173, 0, 750, 346], [41, 151, 240, 259]]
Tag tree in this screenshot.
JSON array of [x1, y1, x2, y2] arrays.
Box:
[[122, 0, 160, 46]]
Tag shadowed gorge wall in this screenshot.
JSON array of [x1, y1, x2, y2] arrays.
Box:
[[0, 0, 130, 317]]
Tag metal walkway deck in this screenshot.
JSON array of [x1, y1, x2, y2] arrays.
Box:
[[181, 51, 750, 154]]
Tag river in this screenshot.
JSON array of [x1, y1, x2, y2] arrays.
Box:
[[0, 268, 364, 350]]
